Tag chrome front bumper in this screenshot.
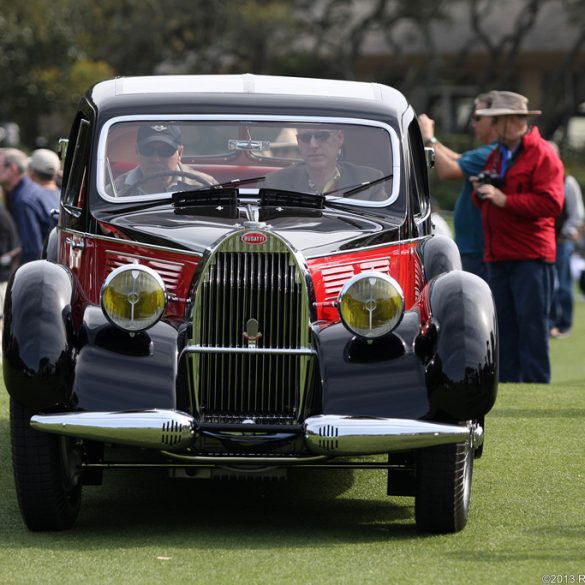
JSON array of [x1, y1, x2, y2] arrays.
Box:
[[30, 410, 482, 456], [304, 415, 481, 454]]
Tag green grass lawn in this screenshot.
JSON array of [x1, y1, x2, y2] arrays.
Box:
[[1, 302, 584, 584]]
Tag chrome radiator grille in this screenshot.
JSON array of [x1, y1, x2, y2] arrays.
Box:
[[189, 232, 313, 424]]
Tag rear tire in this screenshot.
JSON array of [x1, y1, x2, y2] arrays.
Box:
[[10, 399, 82, 531], [415, 440, 473, 533]]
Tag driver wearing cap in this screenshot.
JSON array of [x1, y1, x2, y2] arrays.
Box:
[[113, 124, 215, 196]]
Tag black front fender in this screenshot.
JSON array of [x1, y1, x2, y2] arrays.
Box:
[[3, 261, 75, 410], [313, 270, 498, 424], [422, 270, 499, 420], [72, 307, 179, 411], [313, 311, 430, 419], [420, 233, 462, 281]]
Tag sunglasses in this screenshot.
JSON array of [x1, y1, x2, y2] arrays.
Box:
[[138, 143, 178, 157], [297, 130, 335, 144]]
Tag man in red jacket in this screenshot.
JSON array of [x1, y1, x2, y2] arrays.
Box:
[[472, 91, 564, 383]]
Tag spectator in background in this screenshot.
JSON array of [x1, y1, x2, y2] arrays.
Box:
[[266, 128, 300, 159], [419, 92, 498, 280], [548, 142, 584, 339], [0, 148, 59, 265], [28, 148, 62, 195], [0, 202, 20, 317], [472, 91, 564, 383]]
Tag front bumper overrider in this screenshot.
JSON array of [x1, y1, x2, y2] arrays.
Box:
[[30, 410, 483, 458]]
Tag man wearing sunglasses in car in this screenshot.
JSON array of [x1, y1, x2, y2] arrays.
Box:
[[113, 124, 215, 197], [264, 126, 384, 200]]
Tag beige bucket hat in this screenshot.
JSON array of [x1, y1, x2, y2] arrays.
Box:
[[475, 91, 541, 116]]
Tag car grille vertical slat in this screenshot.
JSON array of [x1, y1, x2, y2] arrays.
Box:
[[191, 235, 313, 425]]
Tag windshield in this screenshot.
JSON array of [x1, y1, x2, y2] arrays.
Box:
[[98, 118, 399, 206]]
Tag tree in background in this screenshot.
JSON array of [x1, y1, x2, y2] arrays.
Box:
[[0, 2, 113, 147], [0, 0, 583, 151]]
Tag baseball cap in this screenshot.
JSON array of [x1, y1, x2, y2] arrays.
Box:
[[29, 149, 61, 176], [137, 124, 182, 149]]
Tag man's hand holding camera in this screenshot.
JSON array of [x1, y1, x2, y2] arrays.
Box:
[[471, 171, 507, 208]]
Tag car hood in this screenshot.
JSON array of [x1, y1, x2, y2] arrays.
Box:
[[94, 205, 403, 257]]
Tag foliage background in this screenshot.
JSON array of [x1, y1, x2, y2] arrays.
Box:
[[1, 0, 584, 211]]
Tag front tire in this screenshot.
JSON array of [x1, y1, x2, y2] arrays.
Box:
[[10, 399, 82, 531], [415, 440, 473, 533]]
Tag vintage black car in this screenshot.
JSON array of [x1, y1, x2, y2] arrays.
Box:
[[3, 74, 498, 533]]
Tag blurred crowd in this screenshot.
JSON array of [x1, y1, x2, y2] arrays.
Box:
[[0, 147, 61, 321]]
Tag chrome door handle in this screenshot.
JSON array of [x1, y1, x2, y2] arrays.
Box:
[[65, 237, 85, 250]]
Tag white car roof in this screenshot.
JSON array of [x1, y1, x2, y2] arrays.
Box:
[[112, 74, 398, 103]]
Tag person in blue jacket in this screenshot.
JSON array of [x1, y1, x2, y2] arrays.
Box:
[[0, 148, 59, 266], [418, 92, 498, 280]]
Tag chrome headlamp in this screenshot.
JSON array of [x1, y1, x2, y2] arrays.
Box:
[[101, 265, 167, 332], [338, 271, 404, 339]]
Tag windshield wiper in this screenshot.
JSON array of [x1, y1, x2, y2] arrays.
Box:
[[259, 188, 325, 210], [172, 188, 239, 208], [171, 176, 266, 208], [324, 173, 393, 198]]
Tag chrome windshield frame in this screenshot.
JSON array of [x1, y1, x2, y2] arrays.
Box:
[[96, 114, 401, 208]]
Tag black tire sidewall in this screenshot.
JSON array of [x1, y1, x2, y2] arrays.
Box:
[[10, 399, 82, 531]]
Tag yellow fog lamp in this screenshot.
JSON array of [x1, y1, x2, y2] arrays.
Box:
[[101, 265, 166, 332], [338, 271, 404, 339]]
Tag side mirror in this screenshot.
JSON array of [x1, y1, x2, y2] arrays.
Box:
[[425, 146, 435, 168], [58, 138, 69, 161]]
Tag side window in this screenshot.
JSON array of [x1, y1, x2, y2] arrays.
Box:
[[407, 120, 431, 219], [63, 116, 91, 210]]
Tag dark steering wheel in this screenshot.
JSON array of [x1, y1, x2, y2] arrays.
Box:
[[119, 170, 216, 197]]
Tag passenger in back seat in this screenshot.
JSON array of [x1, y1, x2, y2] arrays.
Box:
[[112, 124, 216, 196]]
